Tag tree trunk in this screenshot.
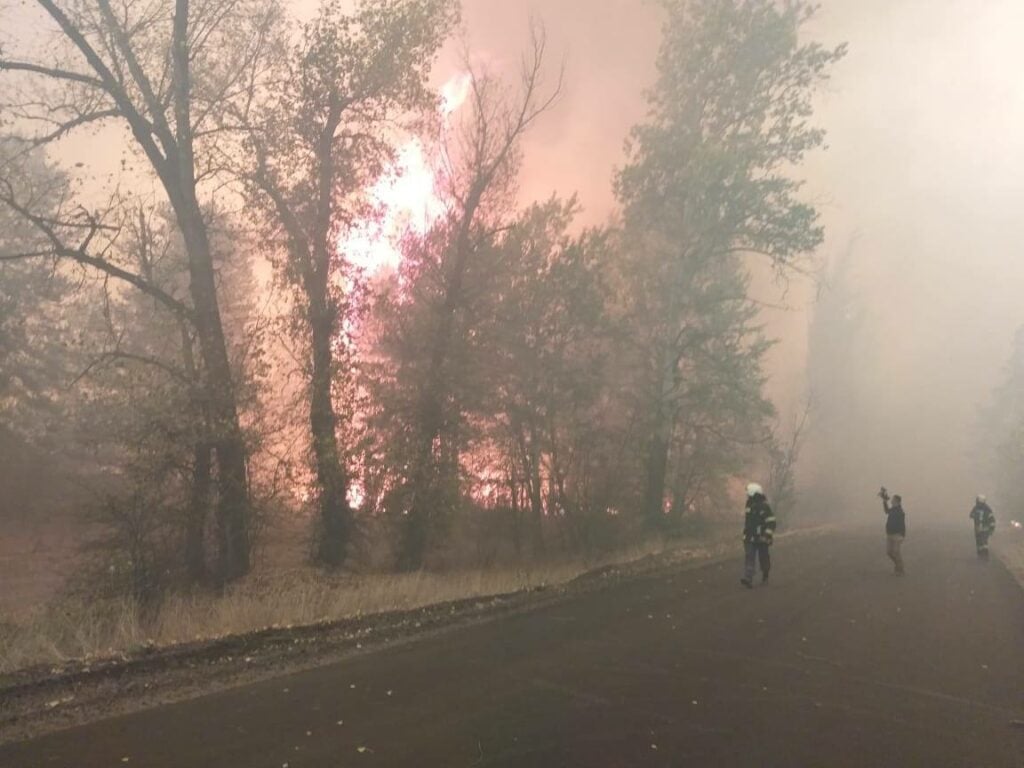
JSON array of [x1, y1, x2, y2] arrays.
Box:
[[642, 428, 670, 525], [400, 302, 456, 570], [179, 213, 251, 583], [169, 0, 250, 583], [177, 318, 210, 584], [526, 420, 546, 557], [185, 439, 212, 582], [508, 464, 523, 558], [309, 298, 352, 567], [641, 361, 675, 530]]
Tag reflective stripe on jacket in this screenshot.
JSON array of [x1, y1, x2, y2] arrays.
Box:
[[743, 494, 777, 545], [970, 503, 995, 533]]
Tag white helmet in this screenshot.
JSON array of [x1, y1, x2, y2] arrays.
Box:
[[746, 483, 764, 498], [977, 494, 987, 504]]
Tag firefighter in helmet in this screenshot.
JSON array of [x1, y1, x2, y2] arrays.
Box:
[[969, 495, 996, 560], [741, 483, 776, 588]]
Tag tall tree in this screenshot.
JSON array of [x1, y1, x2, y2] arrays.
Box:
[[0, 0, 282, 581], [482, 198, 613, 555], [370, 30, 561, 570], [615, 0, 845, 527], [241, 0, 458, 567]]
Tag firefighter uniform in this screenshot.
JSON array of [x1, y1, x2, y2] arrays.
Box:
[[969, 499, 995, 560], [741, 490, 777, 587]]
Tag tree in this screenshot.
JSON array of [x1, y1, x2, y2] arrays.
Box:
[[614, 0, 845, 527], [369, 29, 561, 569], [43, 201, 257, 593], [0, 0, 283, 581], [0, 143, 81, 525], [765, 395, 811, 523], [241, 0, 458, 567], [481, 199, 614, 556]]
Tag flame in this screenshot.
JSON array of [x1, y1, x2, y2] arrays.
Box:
[[343, 73, 471, 274], [440, 72, 472, 117], [347, 480, 366, 511]]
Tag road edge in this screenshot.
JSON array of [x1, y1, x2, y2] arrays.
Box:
[[0, 525, 832, 746]]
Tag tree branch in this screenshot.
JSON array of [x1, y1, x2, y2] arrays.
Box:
[[33, 0, 172, 179], [0, 189, 194, 322], [0, 59, 104, 88]]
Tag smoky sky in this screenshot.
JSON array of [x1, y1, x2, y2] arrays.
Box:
[[455, 0, 1024, 519], [802, 0, 1024, 517], [6, 0, 1024, 519]]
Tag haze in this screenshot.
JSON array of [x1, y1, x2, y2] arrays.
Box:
[[4, 1, 1024, 764], [7, 0, 1022, 520], [484, 0, 1024, 518]]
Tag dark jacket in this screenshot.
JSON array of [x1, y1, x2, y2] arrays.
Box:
[[883, 498, 906, 536], [743, 494, 777, 545], [970, 502, 995, 533]]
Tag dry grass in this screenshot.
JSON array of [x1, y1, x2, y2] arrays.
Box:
[[0, 535, 725, 675]]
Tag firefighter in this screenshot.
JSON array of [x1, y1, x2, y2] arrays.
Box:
[[969, 495, 996, 560], [740, 483, 776, 588], [879, 487, 905, 575]]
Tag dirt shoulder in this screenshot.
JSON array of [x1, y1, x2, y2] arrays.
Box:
[[0, 527, 828, 746]]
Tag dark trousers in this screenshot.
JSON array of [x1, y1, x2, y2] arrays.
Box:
[[744, 541, 771, 582], [975, 530, 991, 559]]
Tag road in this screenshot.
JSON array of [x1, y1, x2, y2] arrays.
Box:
[[3, 527, 1024, 767]]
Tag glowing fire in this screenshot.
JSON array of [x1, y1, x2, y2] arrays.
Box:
[[343, 73, 472, 274], [440, 72, 472, 117], [347, 481, 366, 511]]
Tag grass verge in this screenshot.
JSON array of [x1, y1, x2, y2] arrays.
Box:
[[0, 534, 731, 677]]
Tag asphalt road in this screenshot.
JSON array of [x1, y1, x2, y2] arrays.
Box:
[[3, 527, 1024, 767]]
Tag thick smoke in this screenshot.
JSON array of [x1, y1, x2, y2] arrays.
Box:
[[6, 0, 1024, 524], [458, 0, 1024, 522]]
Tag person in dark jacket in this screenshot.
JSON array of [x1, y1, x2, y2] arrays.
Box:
[[969, 495, 995, 560], [879, 487, 905, 575], [741, 483, 776, 588]]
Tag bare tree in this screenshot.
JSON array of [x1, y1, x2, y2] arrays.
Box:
[[766, 395, 812, 523]]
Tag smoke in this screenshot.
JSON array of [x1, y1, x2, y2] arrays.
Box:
[[453, 0, 1024, 521], [8, 0, 1024, 522], [799, 0, 1024, 520], [449, 0, 661, 225]]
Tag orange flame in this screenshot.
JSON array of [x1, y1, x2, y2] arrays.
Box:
[[343, 73, 471, 274]]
